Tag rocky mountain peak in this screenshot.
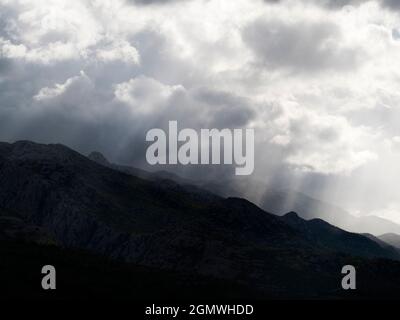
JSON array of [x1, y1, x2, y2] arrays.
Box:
[[283, 211, 301, 220], [88, 151, 110, 167]]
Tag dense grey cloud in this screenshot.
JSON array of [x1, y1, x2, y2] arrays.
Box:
[[322, 0, 400, 10], [382, 0, 400, 9], [0, 66, 255, 173], [263, 0, 362, 9], [242, 18, 360, 73], [130, 0, 400, 10], [126, 0, 187, 5], [313, 0, 362, 9], [192, 88, 255, 128], [263, 0, 400, 10]]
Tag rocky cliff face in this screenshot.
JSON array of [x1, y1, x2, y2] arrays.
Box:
[[0, 212, 55, 245]]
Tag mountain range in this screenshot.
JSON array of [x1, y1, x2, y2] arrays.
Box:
[[2, 140, 400, 299], [258, 189, 400, 236], [88, 151, 400, 237], [379, 233, 400, 249]]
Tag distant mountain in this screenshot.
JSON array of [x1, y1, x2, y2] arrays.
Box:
[[260, 189, 400, 236], [379, 233, 400, 249], [280, 212, 400, 260], [2, 141, 400, 298], [94, 155, 400, 237], [362, 233, 395, 249], [88, 151, 400, 237]]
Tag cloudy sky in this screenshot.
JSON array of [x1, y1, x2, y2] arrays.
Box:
[[1, 0, 400, 222]]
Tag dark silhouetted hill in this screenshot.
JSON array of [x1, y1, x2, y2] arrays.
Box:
[[2, 141, 400, 299]]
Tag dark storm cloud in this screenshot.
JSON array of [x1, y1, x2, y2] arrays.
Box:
[[319, 0, 363, 9], [0, 58, 13, 74], [114, 84, 257, 180], [0, 62, 255, 175], [264, 0, 400, 11], [320, 0, 400, 10], [242, 18, 360, 73], [0, 5, 20, 40], [193, 88, 255, 128], [263, 0, 356, 6], [382, 0, 400, 9], [262, 0, 372, 10]]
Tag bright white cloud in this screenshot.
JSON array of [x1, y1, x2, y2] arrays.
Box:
[[96, 40, 139, 64], [114, 76, 184, 114], [34, 71, 91, 101], [266, 99, 378, 174], [370, 203, 400, 225]]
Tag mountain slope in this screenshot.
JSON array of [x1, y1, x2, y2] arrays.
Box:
[[90, 154, 400, 237], [260, 189, 400, 236], [281, 212, 400, 260], [362, 233, 395, 249], [379, 233, 400, 249], [2, 141, 400, 298], [0, 239, 254, 300], [88, 151, 196, 186]]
